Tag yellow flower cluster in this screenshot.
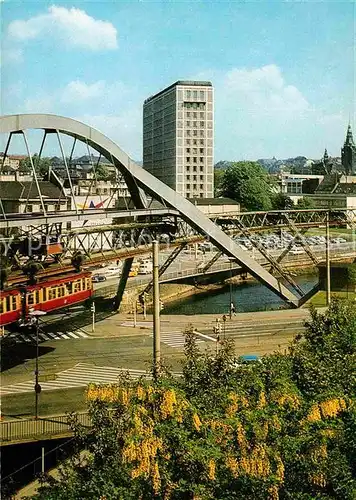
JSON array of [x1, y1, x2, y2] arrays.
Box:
[[236, 422, 247, 448], [136, 385, 145, 400], [226, 445, 272, 479], [86, 384, 133, 406], [257, 391, 267, 409], [305, 404, 322, 423], [240, 396, 249, 408], [226, 456, 239, 478], [123, 435, 164, 489], [309, 472, 326, 488], [268, 485, 279, 500], [208, 459, 216, 480], [208, 420, 233, 445], [276, 393, 300, 409], [275, 455, 285, 481], [152, 462, 161, 493], [160, 389, 177, 419], [319, 398, 346, 419], [304, 397, 347, 424], [193, 413, 202, 431], [226, 393, 239, 417], [310, 444, 328, 462]]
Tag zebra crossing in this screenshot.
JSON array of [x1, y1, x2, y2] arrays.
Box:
[[5, 329, 90, 344], [152, 330, 214, 349], [0, 363, 150, 396]]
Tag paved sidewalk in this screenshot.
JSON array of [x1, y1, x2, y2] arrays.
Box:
[[85, 307, 320, 339]]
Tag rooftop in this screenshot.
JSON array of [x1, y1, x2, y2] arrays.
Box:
[[144, 80, 212, 104], [0, 181, 64, 200], [188, 197, 239, 206]]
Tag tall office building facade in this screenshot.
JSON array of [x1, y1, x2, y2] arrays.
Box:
[[143, 81, 214, 198]]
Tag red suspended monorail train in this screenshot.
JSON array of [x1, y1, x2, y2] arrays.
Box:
[[0, 272, 93, 327]]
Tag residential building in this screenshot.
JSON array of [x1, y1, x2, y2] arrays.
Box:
[[0, 181, 68, 214], [188, 197, 240, 216], [143, 80, 214, 198], [0, 153, 28, 170]]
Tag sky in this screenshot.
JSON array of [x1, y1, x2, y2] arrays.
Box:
[[1, 0, 355, 162]]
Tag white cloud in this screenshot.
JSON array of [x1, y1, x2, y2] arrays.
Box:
[[200, 63, 349, 160], [223, 64, 309, 115], [77, 111, 142, 160], [61, 80, 107, 102], [7, 5, 118, 51], [2, 46, 23, 64]]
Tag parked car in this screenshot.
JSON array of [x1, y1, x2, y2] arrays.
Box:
[[102, 265, 123, 277], [139, 260, 153, 275], [232, 354, 262, 368], [92, 274, 107, 283]]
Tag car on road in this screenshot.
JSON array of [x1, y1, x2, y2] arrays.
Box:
[[232, 354, 262, 368], [92, 274, 107, 283]]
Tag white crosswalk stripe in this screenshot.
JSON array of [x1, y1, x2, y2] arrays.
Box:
[[0, 363, 151, 396], [6, 329, 90, 344], [152, 330, 209, 349]]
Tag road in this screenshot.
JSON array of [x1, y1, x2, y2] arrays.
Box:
[[1, 307, 313, 417]]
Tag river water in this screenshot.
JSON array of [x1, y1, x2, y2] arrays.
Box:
[[162, 274, 318, 315]]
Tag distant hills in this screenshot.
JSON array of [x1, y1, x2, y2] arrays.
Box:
[[215, 156, 342, 174]]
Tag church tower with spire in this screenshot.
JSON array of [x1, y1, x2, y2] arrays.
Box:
[[341, 124, 356, 175]]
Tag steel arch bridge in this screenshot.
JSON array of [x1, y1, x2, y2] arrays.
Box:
[[0, 113, 337, 308]]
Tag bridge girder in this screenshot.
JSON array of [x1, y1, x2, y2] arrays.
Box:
[[1, 113, 324, 307]]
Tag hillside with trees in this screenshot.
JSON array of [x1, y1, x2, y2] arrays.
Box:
[[29, 299, 356, 500]]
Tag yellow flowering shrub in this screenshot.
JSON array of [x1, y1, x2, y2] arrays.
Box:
[[226, 456, 239, 478], [193, 413, 202, 432], [226, 393, 239, 417], [257, 391, 267, 409], [308, 472, 326, 488], [160, 389, 177, 419], [268, 485, 279, 500], [302, 397, 348, 425], [274, 393, 301, 409], [208, 459, 216, 480], [319, 397, 347, 418], [310, 444, 328, 461]]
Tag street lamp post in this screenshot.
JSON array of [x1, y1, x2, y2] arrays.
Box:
[[229, 258, 233, 319], [28, 310, 47, 420]]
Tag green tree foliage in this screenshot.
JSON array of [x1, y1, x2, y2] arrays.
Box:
[[219, 162, 275, 211], [20, 155, 51, 178], [214, 169, 224, 197], [296, 197, 315, 210], [29, 300, 355, 500], [272, 193, 294, 210], [93, 164, 114, 181]]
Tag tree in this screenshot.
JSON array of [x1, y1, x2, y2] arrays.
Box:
[[20, 155, 51, 178], [272, 193, 294, 210], [219, 162, 275, 211], [93, 164, 114, 181], [28, 301, 356, 500], [296, 197, 315, 210], [214, 169, 224, 197]]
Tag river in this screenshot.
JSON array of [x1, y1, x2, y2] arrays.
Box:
[[162, 274, 318, 315]]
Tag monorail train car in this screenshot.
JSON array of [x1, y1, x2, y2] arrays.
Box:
[[0, 272, 93, 327]]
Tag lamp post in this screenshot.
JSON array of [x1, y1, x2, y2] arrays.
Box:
[[28, 310, 47, 420], [229, 258, 233, 319]]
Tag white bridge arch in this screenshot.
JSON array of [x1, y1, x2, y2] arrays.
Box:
[[0, 113, 299, 306]]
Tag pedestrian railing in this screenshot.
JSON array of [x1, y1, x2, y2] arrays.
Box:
[[0, 412, 91, 445], [124, 244, 355, 288]]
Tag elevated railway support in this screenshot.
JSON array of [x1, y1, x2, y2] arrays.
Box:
[[1, 114, 355, 308]]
